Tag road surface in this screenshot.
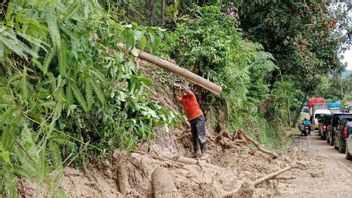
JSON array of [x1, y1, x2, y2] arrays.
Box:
[[278, 131, 352, 198]]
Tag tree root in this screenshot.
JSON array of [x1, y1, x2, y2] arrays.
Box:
[[217, 128, 278, 159], [116, 162, 128, 195], [240, 130, 278, 159]]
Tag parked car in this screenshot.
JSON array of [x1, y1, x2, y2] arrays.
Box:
[[334, 119, 352, 153], [326, 113, 352, 146], [345, 130, 352, 160], [320, 114, 332, 140], [318, 113, 332, 136]]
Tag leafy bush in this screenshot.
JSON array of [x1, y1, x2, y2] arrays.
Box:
[[0, 0, 177, 196]]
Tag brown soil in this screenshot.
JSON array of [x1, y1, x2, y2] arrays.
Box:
[[54, 129, 352, 198], [47, 126, 304, 198]]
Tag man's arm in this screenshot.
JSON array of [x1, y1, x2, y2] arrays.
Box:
[[174, 94, 182, 102], [181, 84, 193, 95], [173, 87, 183, 102]]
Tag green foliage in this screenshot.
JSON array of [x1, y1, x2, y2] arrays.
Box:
[[174, 6, 275, 132], [0, 0, 177, 196], [238, 1, 340, 91], [315, 73, 352, 102]]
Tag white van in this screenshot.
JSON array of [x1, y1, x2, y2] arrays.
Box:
[[313, 109, 332, 130]]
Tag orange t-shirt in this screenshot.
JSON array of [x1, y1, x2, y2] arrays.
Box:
[[181, 92, 203, 120]]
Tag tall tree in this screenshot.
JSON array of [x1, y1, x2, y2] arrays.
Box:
[[238, 1, 339, 92]]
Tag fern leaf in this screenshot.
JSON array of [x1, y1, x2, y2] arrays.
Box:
[[65, 84, 73, 106], [58, 40, 67, 76], [46, 7, 61, 48], [20, 68, 29, 102], [1, 30, 39, 59], [0, 32, 26, 58], [85, 80, 93, 111], [43, 46, 56, 74], [4, 174, 17, 198], [89, 79, 105, 106], [48, 141, 62, 168], [0, 108, 16, 125], [65, 0, 81, 20], [71, 83, 88, 112]]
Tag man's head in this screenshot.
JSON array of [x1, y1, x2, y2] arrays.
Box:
[[173, 80, 187, 96]]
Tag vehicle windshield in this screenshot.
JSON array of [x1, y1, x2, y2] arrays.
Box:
[[332, 114, 352, 127]]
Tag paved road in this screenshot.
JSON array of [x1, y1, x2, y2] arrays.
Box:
[[278, 131, 352, 198]]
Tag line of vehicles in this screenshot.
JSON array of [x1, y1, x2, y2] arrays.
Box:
[[302, 97, 352, 160]]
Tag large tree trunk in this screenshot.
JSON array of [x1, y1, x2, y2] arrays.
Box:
[[292, 95, 307, 127], [145, 0, 156, 25]]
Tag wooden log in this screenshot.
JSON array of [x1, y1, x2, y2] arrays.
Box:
[[252, 166, 292, 186], [118, 43, 222, 95], [222, 165, 294, 198], [152, 167, 181, 198]]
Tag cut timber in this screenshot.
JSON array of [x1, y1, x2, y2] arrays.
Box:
[[152, 167, 181, 198], [252, 165, 293, 186], [222, 165, 294, 198], [118, 43, 222, 95]]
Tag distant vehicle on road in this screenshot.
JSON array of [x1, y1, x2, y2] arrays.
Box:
[[320, 114, 332, 140], [345, 128, 352, 160], [313, 109, 331, 130], [327, 113, 352, 147], [327, 103, 342, 112], [307, 98, 327, 128], [334, 119, 352, 153]]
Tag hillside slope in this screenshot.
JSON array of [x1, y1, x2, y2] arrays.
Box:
[[19, 63, 317, 198]]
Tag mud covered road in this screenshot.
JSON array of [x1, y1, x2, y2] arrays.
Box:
[[278, 131, 352, 198]]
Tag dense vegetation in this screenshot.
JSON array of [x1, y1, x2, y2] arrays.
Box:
[[0, 0, 351, 196], [0, 0, 177, 196]]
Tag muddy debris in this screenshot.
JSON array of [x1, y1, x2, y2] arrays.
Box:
[[152, 167, 181, 198]]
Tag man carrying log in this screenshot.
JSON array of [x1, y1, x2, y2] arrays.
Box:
[[173, 81, 208, 159]]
